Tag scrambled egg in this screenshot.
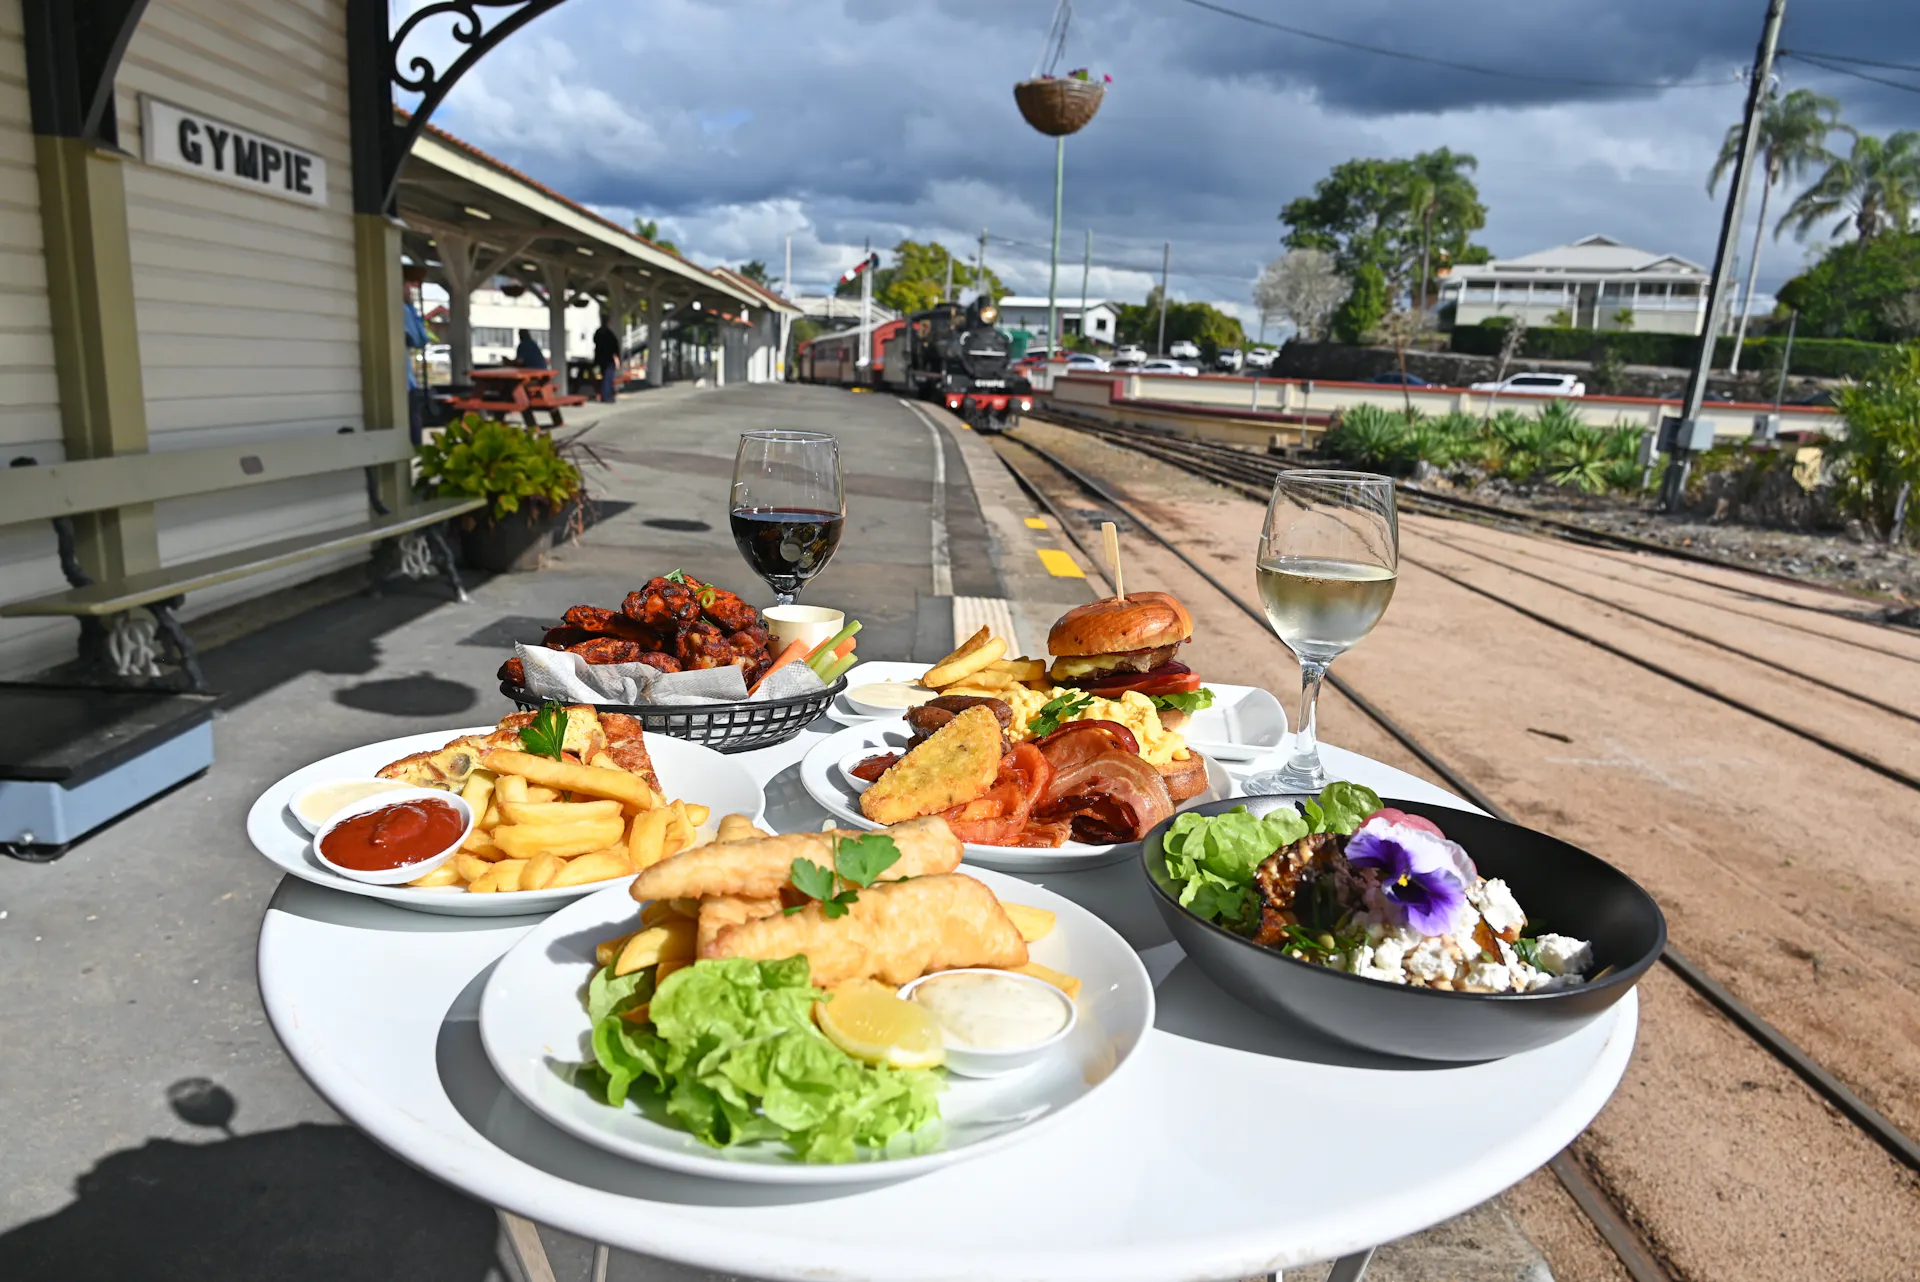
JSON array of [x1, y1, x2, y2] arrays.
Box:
[[1005, 686, 1190, 767]]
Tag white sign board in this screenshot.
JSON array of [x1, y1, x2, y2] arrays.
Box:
[[139, 96, 328, 207]]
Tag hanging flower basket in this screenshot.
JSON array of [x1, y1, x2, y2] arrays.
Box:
[[1014, 76, 1105, 137]]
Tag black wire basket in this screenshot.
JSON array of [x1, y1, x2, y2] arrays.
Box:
[[499, 676, 847, 754]]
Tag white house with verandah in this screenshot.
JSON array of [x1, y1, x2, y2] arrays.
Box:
[[1438, 235, 1710, 335], [994, 296, 1120, 347]]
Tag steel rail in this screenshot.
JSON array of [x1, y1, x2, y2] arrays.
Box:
[[989, 428, 1920, 1279]]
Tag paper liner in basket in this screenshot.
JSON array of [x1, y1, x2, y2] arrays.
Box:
[[514, 643, 826, 707]]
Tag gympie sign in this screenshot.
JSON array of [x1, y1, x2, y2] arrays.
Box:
[[139, 97, 328, 208]]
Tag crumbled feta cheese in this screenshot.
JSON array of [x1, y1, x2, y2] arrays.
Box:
[[1373, 938, 1407, 975], [1465, 960, 1510, 991], [1476, 879, 1527, 938], [1535, 933, 1593, 977]]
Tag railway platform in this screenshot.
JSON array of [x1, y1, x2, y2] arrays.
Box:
[[0, 383, 1580, 1281]]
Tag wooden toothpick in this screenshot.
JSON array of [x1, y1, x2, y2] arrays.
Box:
[[1101, 521, 1125, 600]]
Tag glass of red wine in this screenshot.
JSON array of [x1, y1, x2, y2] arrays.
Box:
[[729, 430, 845, 606]]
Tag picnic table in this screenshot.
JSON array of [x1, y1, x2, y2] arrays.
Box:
[[254, 730, 1635, 1282], [443, 366, 587, 429]]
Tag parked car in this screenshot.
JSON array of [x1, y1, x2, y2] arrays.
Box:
[[1168, 340, 1201, 360], [1115, 344, 1148, 363], [1244, 347, 1278, 369], [1367, 371, 1430, 386], [1064, 353, 1110, 372], [1469, 372, 1587, 397], [1136, 358, 1199, 377], [1215, 348, 1243, 372]]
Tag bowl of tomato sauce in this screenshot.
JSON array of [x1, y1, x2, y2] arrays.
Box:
[[312, 787, 474, 886]]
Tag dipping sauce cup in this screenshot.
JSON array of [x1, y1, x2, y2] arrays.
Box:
[[763, 604, 844, 654], [312, 787, 473, 886]]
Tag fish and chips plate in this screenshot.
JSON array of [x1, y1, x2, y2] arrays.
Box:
[[246, 711, 765, 917], [479, 844, 1154, 1182]]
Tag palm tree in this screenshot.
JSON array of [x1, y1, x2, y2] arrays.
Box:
[[1708, 87, 1840, 366], [1778, 130, 1920, 242], [1404, 149, 1481, 316]]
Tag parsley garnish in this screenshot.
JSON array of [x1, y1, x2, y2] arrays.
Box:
[[1150, 687, 1216, 716], [662, 568, 717, 607], [518, 701, 569, 759], [1027, 691, 1094, 737], [785, 833, 903, 918]]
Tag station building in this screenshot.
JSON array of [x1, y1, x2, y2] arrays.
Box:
[[0, 0, 796, 681]]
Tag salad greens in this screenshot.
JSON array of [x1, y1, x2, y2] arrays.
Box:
[[577, 957, 942, 1163], [1149, 687, 1215, 716], [1157, 782, 1382, 931]]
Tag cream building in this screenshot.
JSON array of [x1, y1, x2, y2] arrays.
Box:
[[1439, 235, 1710, 335]]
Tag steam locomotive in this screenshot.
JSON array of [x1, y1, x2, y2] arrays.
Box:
[[796, 298, 1032, 434]]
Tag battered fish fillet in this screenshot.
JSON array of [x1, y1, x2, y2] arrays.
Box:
[[859, 705, 1003, 826], [701, 873, 1029, 986], [696, 895, 783, 954], [627, 816, 961, 902]]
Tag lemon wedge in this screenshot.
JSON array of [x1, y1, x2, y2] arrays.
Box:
[[815, 979, 946, 1070]]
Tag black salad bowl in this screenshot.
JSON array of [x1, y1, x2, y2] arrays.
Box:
[[1141, 795, 1667, 1062]]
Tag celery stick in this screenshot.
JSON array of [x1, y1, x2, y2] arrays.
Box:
[[817, 650, 860, 685], [805, 620, 862, 676]]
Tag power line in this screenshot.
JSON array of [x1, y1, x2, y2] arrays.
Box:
[[1780, 49, 1920, 75], [1173, 0, 1730, 91], [1783, 52, 1920, 95]]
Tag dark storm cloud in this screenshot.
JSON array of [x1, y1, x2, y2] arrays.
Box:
[[426, 0, 1920, 306]]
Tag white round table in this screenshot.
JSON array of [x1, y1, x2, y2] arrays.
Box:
[[255, 727, 1636, 1281]]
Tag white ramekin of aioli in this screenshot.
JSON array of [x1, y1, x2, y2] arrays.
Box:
[[289, 777, 416, 833], [844, 681, 939, 718], [899, 968, 1077, 1078]]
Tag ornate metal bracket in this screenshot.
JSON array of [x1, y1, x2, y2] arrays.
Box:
[[349, 0, 573, 216], [20, 0, 155, 146]]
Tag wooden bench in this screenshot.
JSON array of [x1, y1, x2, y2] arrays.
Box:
[[0, 429, 481, 691], [443, 367, 588, 429]]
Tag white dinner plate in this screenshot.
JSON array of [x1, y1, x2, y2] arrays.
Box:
[[245, 727, 766, 917], [799, 721, 1235, 873], [822, 660, 933, 726], [478, 869, 1154, 1184]]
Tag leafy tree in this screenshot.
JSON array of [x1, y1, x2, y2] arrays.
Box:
[[1710, 87, 1841, 343], [632, 218, 679, 254], [1281, 151, 1488, 296], [1776, 231, 1920, 340], [736, 259, 775, 289], [1114, 288, 1247, 360], [1254, 249, 1349, 341], [1778, 130, 1920, 242], [833, 240, 1003, 312], [1331, 263, 1387, 344], [1833, 341, 1920, 543]]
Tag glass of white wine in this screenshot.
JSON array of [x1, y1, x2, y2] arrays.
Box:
[[1246, 470, 1399, 796]]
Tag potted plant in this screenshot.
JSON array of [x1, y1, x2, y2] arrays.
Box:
[[415, 412, 583, 572]]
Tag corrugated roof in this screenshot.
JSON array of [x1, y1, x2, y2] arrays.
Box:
[[1461, 235, 1706, 277]]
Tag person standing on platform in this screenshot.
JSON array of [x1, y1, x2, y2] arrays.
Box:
[[513, 329, 547, 370], [593, 320, 621, 403], [403, 298, 429, 446]]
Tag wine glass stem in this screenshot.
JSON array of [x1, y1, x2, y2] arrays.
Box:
[[1287, 660, 1330, 785], [775, 590, 796, 607]]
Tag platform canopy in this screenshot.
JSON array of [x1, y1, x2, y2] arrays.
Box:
[[396, 123, 789, 389]]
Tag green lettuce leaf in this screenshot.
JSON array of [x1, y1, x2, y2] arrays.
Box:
[[1156, 783, 1382, 930], [578, 957, 942, 1162], [587, 963, 655, 1025], [1150, 687, 1216, 715], [1313, 781, 1382, 835]]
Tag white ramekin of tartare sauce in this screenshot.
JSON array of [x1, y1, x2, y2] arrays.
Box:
[[898, 968, 1078, 1077]]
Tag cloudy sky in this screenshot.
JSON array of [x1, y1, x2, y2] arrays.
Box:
[[406, 0, 1917, 329]]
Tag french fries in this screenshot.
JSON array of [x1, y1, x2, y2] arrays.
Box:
[[922, 629, 1008, 690], [407, 863, 460, 888], [523, 851, 566, 892], [614, 917, 698, 977], [628, 808, 672, 871], [1001, 902, 1057, 942], [553, 848, 634, 888], [1014, 960, 1082, 1000], [481, 750, 656, 813], [492, 815, 626, 860], [499, 798, 623, 826]]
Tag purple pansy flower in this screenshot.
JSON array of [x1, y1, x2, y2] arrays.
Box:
[[1346, 818, 1467, 936]]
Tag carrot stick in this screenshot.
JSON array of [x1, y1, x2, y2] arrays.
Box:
[[832, 636, 856, 661], [804, 620, 862, 668], [750, 639, 809, 693]]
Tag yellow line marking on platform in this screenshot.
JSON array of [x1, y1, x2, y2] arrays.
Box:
[[1037, 548, 1085, 578], [1024, 517, 1049, 529]]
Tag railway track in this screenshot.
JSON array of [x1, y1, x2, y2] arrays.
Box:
[[1023, 413, 1920, 796], [986, 426, 1920, 1282]]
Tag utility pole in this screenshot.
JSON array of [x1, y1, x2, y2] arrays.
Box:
[[1080, 228, 1091, 351], [1047, 136, 1065, 359], [783, 233, 792, 301], [1155, 242, 1171, 357], [858, 238, 872, 370], [1660, 0, 1786, 512], [1773, 309, 1797, 408], [977, 227, 989, 302]]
